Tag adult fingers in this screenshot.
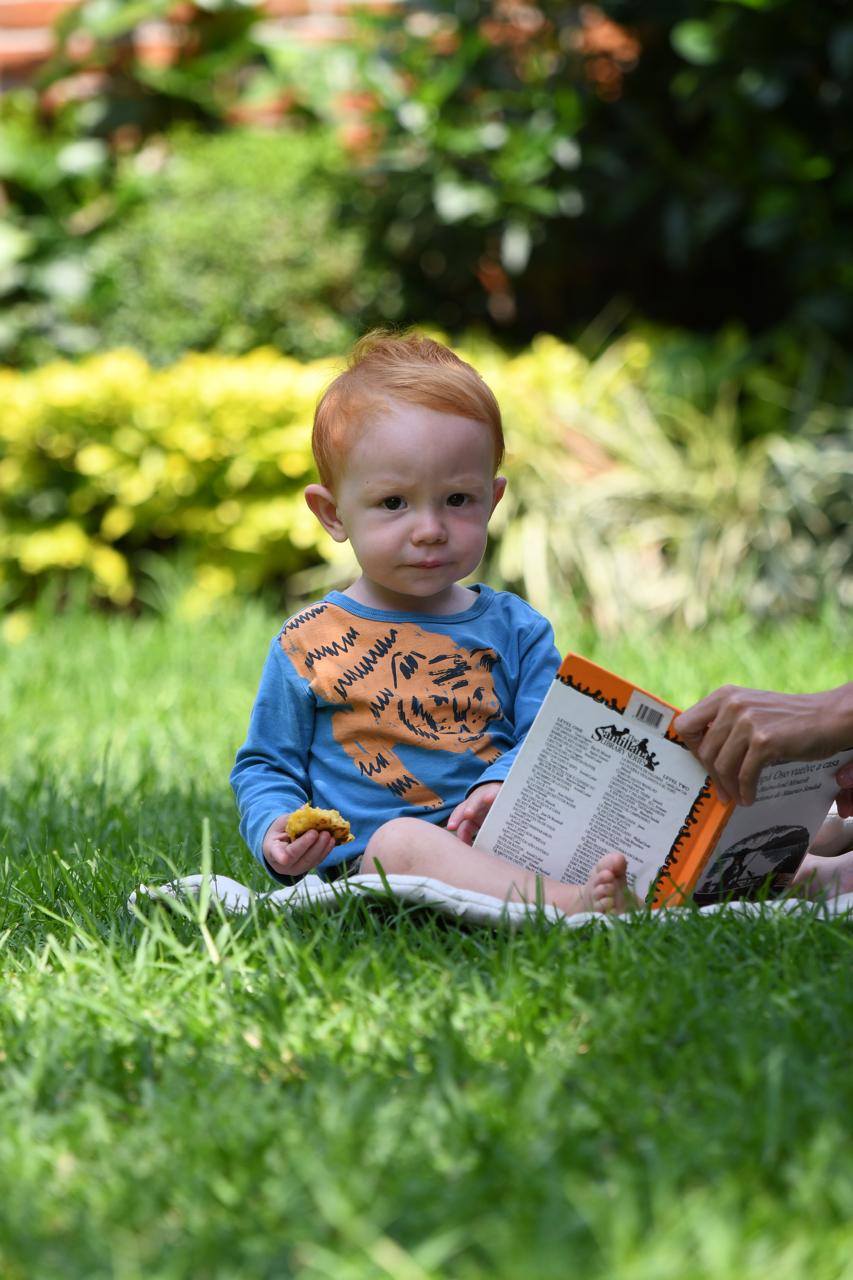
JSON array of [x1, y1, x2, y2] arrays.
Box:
[[692, 708, 780, 805], [837, 761, 853, 819], [687, 719, 745, 805], [674, 688, 731, 741], [732, 739, 777, 806]]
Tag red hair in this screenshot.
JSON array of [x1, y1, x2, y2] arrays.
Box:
[[312, 330, 504, 487]]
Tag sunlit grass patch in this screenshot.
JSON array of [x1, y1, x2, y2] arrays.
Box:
[[1, 607, 851, 1277]]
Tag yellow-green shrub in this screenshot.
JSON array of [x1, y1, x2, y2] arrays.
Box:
[[482, 334, 851, 630], [0, 349, 337, 613], [1, 340, 850, 630]]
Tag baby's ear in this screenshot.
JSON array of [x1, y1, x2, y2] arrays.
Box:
[[304, 484, 348, 543], [491, 476, 507, 512]]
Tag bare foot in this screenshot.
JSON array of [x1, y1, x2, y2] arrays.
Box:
[[792, 850, 853, 899], [578, 852, 631, 915]]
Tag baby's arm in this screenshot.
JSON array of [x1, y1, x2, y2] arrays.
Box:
[[447, 610, 559, 844], [468, 608, 560, 790], [447, 610, 558, 844], [230, 638, 318, 880]]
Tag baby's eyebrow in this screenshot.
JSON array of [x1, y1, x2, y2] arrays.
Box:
[[449, 480, 491, 493], [359, 477, 406, 494]]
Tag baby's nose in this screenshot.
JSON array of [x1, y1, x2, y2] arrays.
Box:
[[412, 509, 447, 542]]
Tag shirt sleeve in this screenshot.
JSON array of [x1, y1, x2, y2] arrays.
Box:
[[468, 607, 560, 791], [230, 637, 315, 878]]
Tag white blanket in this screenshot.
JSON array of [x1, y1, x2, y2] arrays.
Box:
[[129, 873, 853, 930]]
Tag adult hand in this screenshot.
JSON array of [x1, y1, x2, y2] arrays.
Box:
[[673, 683, 853, 807], [837, 761, 853, 819], [263, 814, 337, 877], [447, 782, 503, 846]]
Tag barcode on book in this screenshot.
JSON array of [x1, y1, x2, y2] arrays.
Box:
[[625, 690, 672, 736]]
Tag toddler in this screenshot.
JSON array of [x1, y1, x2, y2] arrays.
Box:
[[230, 331, 628, 916]]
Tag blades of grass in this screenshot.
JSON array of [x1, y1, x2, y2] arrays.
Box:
[[17, 891, 99, 951], [193, 818, 223, 965], [197, 816, 213, 921]]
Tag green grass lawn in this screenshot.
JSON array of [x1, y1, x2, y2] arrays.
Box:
[[1, 602, 852, 1279]]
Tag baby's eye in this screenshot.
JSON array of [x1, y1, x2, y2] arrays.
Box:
[[447, 493, 469, 507], [381, 496, 405, 511]]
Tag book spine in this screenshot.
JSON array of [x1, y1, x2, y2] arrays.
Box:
[[649, 788, 732, 907]]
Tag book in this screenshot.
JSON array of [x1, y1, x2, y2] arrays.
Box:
[[474, 654, 853, 908]]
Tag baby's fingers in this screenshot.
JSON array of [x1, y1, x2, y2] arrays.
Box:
[[454, 817, 480, 846], [446, 801, 472, 832], [268, 830, 334, 874], [287, 830, 336, 872]]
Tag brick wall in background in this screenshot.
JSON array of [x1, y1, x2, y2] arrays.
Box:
[[0, 2, 76, 82], [0, 0, 383, 88]]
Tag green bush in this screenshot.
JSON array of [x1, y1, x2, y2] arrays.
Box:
[[343, 0, 853, 381], [3, 0, 853, 418], [486, 334, 853, 630], [1, 340, 850, 630], [0, 1, 284, 367], [89, 129, 396, 363], [0, 349, 331, 613], [0, 89, 110, 366]]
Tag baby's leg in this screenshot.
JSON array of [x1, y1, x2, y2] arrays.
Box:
[[792, 850, 853, 899], [362, 817, 630, 916], [806, 809, 853, 859], [792, 811, 853, 898]]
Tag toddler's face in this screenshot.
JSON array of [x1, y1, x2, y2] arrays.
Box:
[[330, 400, 504, 613]]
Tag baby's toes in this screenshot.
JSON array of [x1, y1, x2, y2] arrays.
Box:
[[592, 870, 616, 912]]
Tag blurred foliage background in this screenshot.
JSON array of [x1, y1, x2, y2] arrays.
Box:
[[1, 0, 851, 633]]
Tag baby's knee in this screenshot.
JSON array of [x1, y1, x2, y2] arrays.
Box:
[[363, 818, 422, 875]]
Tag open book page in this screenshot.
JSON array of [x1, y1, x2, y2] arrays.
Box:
[[474, 666, 718, 901], [474, 652, 853, 907], [691, 754, 853, 903]]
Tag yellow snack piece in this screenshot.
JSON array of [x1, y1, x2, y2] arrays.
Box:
[[286, 804, 354, 845]]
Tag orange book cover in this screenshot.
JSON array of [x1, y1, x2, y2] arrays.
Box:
[[476, 651, 849, 908], [557, 654, 735, 907]]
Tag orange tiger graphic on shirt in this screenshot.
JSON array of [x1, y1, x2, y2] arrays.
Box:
[[280, 602, 503, 809]]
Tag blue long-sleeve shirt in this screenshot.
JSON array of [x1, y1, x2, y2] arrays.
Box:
[[230, 586, 560, 881]]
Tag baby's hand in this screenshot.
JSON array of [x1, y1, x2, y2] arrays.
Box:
[[263, 814, 336, 877], [447, 782, 502, 846]]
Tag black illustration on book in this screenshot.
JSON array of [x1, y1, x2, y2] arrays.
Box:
[[692, 824, 810, 905], [592, 724, 660, 771]]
